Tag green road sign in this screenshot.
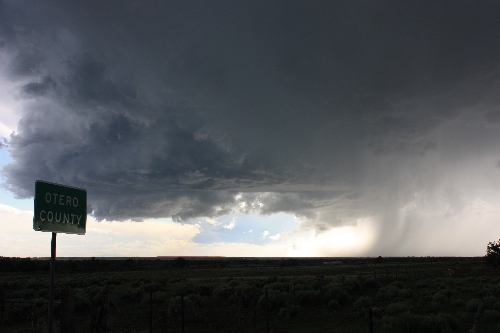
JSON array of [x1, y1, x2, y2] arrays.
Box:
[[34, 180, 87, 235]]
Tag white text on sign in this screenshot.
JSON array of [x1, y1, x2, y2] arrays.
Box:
[[39, 210, 83, 225], [45, 192, 79, 207]]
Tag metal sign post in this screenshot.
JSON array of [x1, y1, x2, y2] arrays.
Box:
[[48, 232, 56, 333], [33, 180, 87, 333]]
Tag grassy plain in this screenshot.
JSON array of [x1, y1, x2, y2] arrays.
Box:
[[1, 257, 499, 332]]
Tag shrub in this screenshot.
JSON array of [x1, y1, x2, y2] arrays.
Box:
[[74, 293, 91, 312], [4, 303, 29, 324], [451, 298, 464, 307], [124, 287, 145, 303], [266, 276, 278, 284], [441, 288, 453, 298], [38, 288, 48, 298], [313, 278, 325, 290], [383, 314, 457, 333], [436, 313, 460, 331], [484, 295, 497, 308], [386, 301, 412, 316], [174, 257, 188, 268], [460, 286, 475, 294], [323, 286, 350, 305], [344, 278, 361, 292], [328, 299, 340, 309], [398, 288, 413, 298], [168, 296, 191, 318], [415, 281, 428, 289], [213, 284, 234, 302], [294, 277, 309, 285], [442, 277, 456, 287], [174, 283, 194, 296], [353, 295, 372, 314], [193, 284, 213, 296], [143, 282, 162, 292], [390, 281, 405, 289], [478, 287, 494, 297], [185, 293, 203, 315], [466, 298, 482, 313], [363, 277, 379, 289], [265, 282, 289, 292], [106, 277, 123, 285], [377, 285, 399, 301], [258, 290, 288, 310], [294, 283, 314, 291], [295, 290, 321, 306], [227, 278, 240, 287], [478, 276, 489, 283], [436, 282, 447, 290], [278, 305, 300, 318], [483, 310, 500, 323], [432, 291, 447, 304], [154, 291, 170, 303], [383, 313, 420, 333]]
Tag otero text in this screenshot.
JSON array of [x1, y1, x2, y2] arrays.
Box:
[[44, 192, 79, 207]]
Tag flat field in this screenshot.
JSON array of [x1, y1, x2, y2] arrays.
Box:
[[1, 257, 499, 332]]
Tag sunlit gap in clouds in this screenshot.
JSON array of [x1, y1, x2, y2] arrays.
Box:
[[288, 217, 377, 257], [192, 211, 299, 247]]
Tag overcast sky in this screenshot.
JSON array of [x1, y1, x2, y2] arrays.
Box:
[[2, 1, 500, 257]]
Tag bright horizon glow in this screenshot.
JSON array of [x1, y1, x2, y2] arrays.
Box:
[[0, 198, 379, 258], [0, 198, 494, 258]]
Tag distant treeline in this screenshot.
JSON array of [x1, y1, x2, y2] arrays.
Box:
[[0, 256, 483, 273]]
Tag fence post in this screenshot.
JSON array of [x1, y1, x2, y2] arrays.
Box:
[[90, 306, 96, 333], [0, 289, 5, 333], [236, 291, 244, 333], [386, 268, 388, 284], [368, 307, 373, 333], [252, 295, 257, 333], [160, 308, 167, 333], [265, 290, 269, 333], [469, 302, 483, 333], [286, 284, 291, 319], [90, 285, 109, 333], [149, 290, 153, 333], [181, 295, 185, 333], [321, 279, 325, 305], [60, 288, 75, 333]]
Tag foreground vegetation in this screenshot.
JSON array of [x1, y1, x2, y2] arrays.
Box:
[[1, 257, 499, 332]]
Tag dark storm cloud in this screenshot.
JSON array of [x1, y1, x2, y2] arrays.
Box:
[[2, 0, 500, 252], [21, 76, 56, 97]]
